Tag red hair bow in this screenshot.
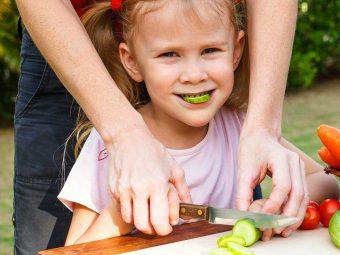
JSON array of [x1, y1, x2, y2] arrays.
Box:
[[111, 0, 123, 10]]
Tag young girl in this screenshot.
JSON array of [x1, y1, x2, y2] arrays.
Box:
[[58, 0, 338, 245]]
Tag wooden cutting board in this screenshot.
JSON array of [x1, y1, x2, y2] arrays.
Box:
[[39, 221, 339, 255], [38, 221, 231, 255]]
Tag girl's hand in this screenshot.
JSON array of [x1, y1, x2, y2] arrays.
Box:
[[235, 129, 309, 239], [108, 127, 191, 236], [249, 199, 276, 241], [249, 198, 298, 241]]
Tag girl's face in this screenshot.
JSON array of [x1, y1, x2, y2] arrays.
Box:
[[120, 2, 245, 128]]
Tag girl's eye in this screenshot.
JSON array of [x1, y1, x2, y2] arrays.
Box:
[[159, 52, 179, 58], [202, 48, 219, 54]]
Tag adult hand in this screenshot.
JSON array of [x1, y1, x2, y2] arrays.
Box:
[[236, 129, 309, 240], [108, 127, 191, 236]]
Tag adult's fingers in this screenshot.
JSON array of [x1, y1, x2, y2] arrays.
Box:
[[168, 184, 180, 226], [262, 229, 273, 242], [132, 192, 154, 235], [235, 158, 256, 211], [261, 155, 292, 215], [235, 180, 254, 211], [282, 160, 309, 237], [274, 154, 304, 235], [282, 197, 306, 237], [119, 190, 133, 224], [249, 199, 266, 213], [150, 187, 173, 236], [248, 199, 275, 241], [170, 158, 191, 203]]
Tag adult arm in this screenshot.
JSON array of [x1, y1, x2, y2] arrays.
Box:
[[15, 0, 191, 236], [236, 0, 305, 239]]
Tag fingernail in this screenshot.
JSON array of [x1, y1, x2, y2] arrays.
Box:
[[124, 217, 132, 224], [171, 219, 179, 226], [275, 227, 283, 234], [283, 230, 292, 237], [262, 236, 269, 242]]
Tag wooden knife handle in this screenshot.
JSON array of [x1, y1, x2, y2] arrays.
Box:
[[179, 203, 209, 220]]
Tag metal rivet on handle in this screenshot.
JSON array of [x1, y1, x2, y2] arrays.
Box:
[[180, 207, 186, 214], [197, 209, 203, 216]]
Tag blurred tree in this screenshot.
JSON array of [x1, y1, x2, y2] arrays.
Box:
[[288, 0, 340, 89], [0, 0, 20, 125]]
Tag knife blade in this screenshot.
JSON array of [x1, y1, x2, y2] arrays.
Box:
[[179, 203, 298, 229]]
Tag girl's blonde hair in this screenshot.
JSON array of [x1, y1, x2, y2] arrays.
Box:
[[70, 0, 249, 158]]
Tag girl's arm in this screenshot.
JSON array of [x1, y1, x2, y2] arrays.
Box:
[[65, 200, 133, 246], [280, 138, 339, 203]]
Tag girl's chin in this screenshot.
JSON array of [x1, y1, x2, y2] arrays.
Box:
[[177, 111, 214, 128], [185, 119, 210, 128]]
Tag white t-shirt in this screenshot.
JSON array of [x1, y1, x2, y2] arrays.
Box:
[[58, 107, 245, 212]]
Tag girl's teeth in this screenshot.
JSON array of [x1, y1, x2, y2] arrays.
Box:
[[182, 91, 210, 98]]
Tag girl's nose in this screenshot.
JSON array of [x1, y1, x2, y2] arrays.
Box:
[[179, 63, 208, 85]]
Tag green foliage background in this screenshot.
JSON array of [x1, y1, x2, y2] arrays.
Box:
[[0, 0, 339, 124], [0, 0, 20, 125], [288, 0, 340, 88]]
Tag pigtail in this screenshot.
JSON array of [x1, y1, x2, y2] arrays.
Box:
[[82, 1, 140, 105], [226, 0, 249, 110], [67, 1, 140, 160]]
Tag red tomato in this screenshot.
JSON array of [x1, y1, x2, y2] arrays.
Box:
[[319, 199, 340, 227], [300, 205, 320, 230], [308, 201, 319, 210]]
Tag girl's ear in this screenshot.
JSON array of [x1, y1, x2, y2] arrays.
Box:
[[233, 30, 245, 70], [119, 43, 143, 82]]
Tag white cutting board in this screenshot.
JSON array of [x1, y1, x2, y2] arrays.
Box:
[[122, 227, 339, 255]]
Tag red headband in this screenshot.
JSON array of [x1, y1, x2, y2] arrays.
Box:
[[111, 0, 123, 10]]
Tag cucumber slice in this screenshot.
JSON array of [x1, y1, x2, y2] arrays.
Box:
[[217, 234, 246, 248], [226, 242, 254, 255], [182, 93, 211, 104], [211, 248, 234, 255], [232, 219, 262, 246]]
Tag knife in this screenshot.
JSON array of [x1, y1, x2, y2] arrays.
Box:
[[179, 203, 298, 229]]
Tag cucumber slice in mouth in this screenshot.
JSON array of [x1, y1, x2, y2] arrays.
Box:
[[181, 91, 212, 104]]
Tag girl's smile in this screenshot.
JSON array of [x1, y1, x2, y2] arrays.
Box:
[[174, 89, 216, 109]]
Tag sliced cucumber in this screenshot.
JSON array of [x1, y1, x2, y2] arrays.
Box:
[[226, 242, 254, 255], [211, 247, 234, 255], [182, 93, 211, 104], [217, 233, 246, 248], [232, 219, 262, 246]]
